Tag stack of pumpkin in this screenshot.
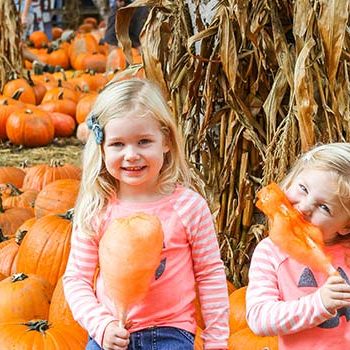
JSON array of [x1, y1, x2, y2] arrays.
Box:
[[0, 17, 144, 149], [0, 162, 86, 348], [0, 163, 277, 348]]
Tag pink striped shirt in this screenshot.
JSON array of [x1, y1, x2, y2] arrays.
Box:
[[246, 237, 350, 349], [63, 185, 229, 349]]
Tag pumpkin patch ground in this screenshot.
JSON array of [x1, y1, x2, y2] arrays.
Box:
[[0, 136, 83, 167]]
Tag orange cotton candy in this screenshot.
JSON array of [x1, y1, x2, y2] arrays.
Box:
[[256, 182, 336, 276], [99, 213, 164, 324]]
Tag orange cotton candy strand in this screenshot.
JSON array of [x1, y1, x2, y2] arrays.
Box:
[[99, 213, 164, 327], [256, 182, 336, 276]]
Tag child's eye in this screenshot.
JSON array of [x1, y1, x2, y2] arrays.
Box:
[[112, 142, 124, 147], [319, 203, 331, 214], [298, 184, 308, 193], [139, 139, 151, 145]]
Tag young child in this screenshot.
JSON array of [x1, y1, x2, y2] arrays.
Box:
[[63, 78, 229, 350], [246, 143, 350, 349]]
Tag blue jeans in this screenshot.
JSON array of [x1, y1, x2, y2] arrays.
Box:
[[86, 326, 195, 350]]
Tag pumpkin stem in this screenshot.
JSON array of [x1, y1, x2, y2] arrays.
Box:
[[6, 183, 23, 196], [11, 273, 28, 282], [0, 228, 9, 242], [15, 230, 28, 245], [23, 320, 50, 334], [26, 70, 35, 87], [19, 160, 30, 170], [58, 208, 74, 221], [11, 88, 24, 101], [58, 91, 64, 100]]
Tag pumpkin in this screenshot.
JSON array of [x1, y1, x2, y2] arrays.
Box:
[[0, 166, 26, 188], [47, 48, 70, 70], [229, 286, 248, 334], [3, 78, 36, 105], [106, 47, 127, 72], [76, 121, 89, 143], [0, 218, 36, 276], [72, 52, 107, 72], [52, 26, 63, 40], [0, 319, 88, 349], [99, 213, 164, 324], [29, 30, 49, 48], [2, 184, 38, 210], [23, 162, 81, 192], [0, 273, 51, 322], [49, 277, 86, 331], [228, 327, 278, 350], [27, 71, 47, 105], [0, 99, 19, 140], [49, 112, 76, 137], [72, 72, 107, 92], [6, 108, 55, 147], [16, 211, 73, 288], [0, 195, 34, 238], [39, 95, 77, 118], [75, 93, 97, 124], [34, 179, 80, 218]]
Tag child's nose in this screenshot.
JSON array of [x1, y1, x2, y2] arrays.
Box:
[[124, 146, 140, 160], [296, 202, 313, 219]]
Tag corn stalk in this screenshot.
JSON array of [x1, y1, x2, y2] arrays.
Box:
[[0, 0, 23, 91], [118, 0, 350, 287]]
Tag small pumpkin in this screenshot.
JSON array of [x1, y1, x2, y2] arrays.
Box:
[[29, 30, 49, 48]]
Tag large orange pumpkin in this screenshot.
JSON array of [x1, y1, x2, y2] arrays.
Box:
[[0, 273, 51, 322], [6, 108, 55, 147], [22, 162, 81, 192], [16, 211, 73, 288], [0, 319, 87, 349]]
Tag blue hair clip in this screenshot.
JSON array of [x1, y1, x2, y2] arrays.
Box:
[[87, 113, 104, 144]]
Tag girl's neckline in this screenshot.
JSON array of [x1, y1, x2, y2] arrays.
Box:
[[113, 184, 183, 207]]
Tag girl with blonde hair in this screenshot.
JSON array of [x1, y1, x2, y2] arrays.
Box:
[[63, 78, 229, 350], [247, 142, 350, 350]]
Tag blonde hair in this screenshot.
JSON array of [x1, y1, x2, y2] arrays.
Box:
[[74, 78, 191, 238], [281, 142, 350, 243]]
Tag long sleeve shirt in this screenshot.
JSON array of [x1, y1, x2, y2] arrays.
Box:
[[246, 237, 350, 349], [63, 185, 229, 349]]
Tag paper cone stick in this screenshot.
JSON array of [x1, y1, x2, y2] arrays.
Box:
[[99, 213, 164, 326], [256, 183, 336, 276]]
